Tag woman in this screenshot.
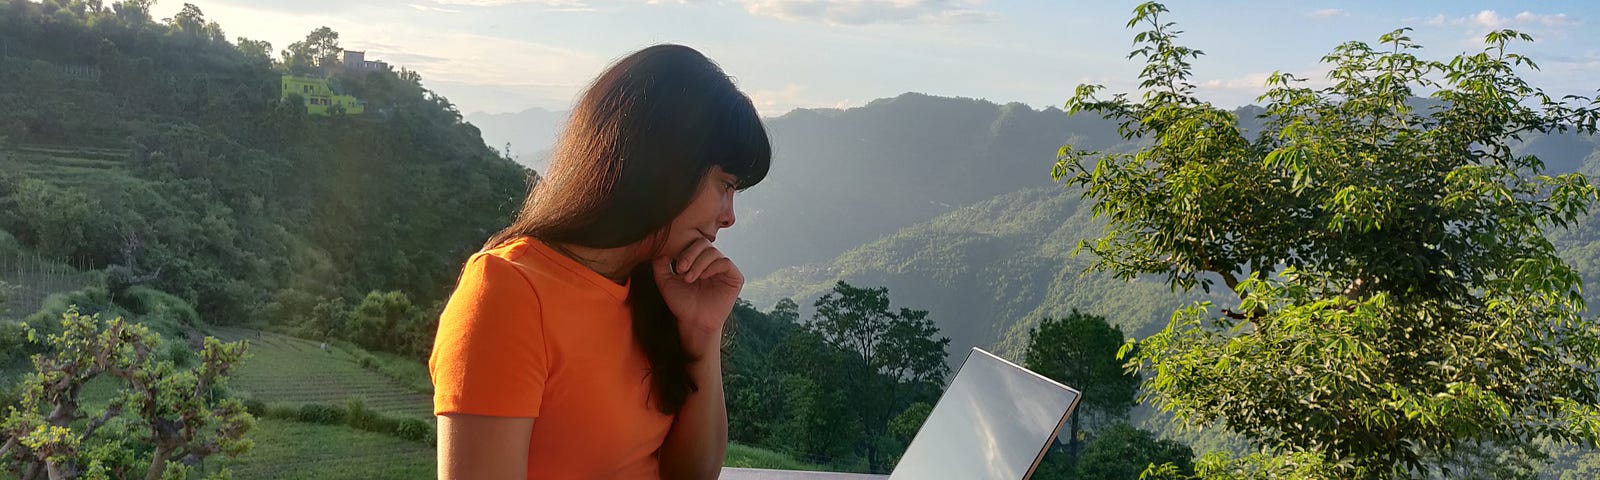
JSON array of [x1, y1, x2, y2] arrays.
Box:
[[428, 44, 770, 480]]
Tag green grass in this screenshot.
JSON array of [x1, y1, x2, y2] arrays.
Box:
[[363, 348, 434, 394], [0, 146, 151, 193], [212, 327, 432, 419], [201, 417, 436, 480], [724, 443, 831, 471]]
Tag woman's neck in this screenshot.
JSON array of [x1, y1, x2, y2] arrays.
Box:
[[545, 240, 638, 285]]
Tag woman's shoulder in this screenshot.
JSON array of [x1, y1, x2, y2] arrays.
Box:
[[479, 235, 537, 264], [466, 236, 581, 294]]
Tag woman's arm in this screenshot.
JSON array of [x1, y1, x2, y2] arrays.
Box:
[[437, 414, 535, 480], [657, 330, 727, 480]]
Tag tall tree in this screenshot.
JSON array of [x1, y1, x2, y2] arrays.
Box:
[[1023, 310, 1139, 461], [281, 26, 341, 73], [809, 281, 950, 472], [1055, 2, 1600, 478]]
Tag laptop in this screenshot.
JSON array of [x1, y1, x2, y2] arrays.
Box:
[[886, 347, 1082, 480], [719, 347, 1081, 480]]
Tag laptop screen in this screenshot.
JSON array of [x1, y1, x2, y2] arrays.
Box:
[[888, 348, 1081, 480]]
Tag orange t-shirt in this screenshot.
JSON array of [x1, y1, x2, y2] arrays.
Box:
[[430, 236, 674, 479]]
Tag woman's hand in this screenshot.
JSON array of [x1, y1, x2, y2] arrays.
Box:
[[653, 237, 742, 354]]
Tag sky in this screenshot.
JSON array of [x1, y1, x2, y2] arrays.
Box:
[[151, 0, 1600, 117]]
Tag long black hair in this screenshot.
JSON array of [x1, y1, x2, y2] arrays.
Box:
[[483, 44, 770, 414]]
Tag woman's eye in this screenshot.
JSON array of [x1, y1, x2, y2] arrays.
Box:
[[723, 182, 737, 191]]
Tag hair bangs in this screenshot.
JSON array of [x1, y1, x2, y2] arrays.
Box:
[[709, 90, 771, 190]]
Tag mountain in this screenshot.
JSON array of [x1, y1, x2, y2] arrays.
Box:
[[720, 93, 1135, 279], [0, 3, 528, 323], [464, 107, 566, 171], [742, 186, 1233, 361]]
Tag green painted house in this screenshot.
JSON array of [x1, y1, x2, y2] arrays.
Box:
[[280, 75, 364, 115]]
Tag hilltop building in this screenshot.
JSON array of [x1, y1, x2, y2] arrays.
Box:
[[280, 75, 365, 115], [342, 51, 389, 72]]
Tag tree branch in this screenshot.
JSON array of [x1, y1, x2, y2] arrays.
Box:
[[79, 402, 123, 441]]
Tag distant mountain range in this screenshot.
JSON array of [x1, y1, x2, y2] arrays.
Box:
[[465, 107, 565, 171]]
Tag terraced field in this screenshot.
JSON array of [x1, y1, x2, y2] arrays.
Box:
[[201, 418, 436, 480], [211, 327, 433, 419], [0, 144, 143, 188]]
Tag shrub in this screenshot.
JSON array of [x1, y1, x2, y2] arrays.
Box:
[[297, 403, 345, 425]]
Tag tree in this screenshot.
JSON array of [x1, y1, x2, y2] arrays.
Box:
[[1055, 2, 1600, 478], [810, 281, 950, 472], [281, 26, 341, 74], [234, 37, 272, 66], [0, 309, 254, 480], [1074, 422, 1194, 480], [167, 3, 204, 36], [349, 290, 424, 355], [1023, 310, 1139, 462]]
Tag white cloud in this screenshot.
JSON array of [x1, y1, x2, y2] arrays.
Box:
[[1310, 8, 1343, 18], [1430, 10, 1577, 30], [1422, 10, 1578, 46], [1513, 11, 1575, 26], [746, 84, 856, 116], [739, 0, 999, 26], [1199, 72, 1274, 91], [431, 0, 587, 6], [408, 3, 462, 13]]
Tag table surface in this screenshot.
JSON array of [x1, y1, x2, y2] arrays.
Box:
[[719, 468, 889, 480]]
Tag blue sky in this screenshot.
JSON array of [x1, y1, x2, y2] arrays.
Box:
[[153, 1, 1600, 117]]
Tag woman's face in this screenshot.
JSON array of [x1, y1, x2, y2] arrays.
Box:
[[660, 166, 739, 257]]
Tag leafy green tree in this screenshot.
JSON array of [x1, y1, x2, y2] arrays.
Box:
[[0, 309, 254, 480], [167, 3, 206, 37], [1074, 422, 1194, 480], [281, 26, 341, 74], [766, 327, 864, 467], [809, 281, 950, 471], [1023, 310, 1139, 461], [886, 401, 931, 445], [1056, 2, 1600, 478], [349, 290, 423, 355], [233, 37, 272, 66]]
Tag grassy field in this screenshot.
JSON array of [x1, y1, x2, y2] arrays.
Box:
[[201, 418, 437, 480], [212, 327, 433, 419], [0, 145, 145, 189], [725, 443, 831, 471]]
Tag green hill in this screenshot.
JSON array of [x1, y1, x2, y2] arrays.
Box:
[[719, 94, 1133, 279], [743, 187, 1232, 360]]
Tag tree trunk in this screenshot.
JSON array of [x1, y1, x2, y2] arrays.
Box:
[[1067, 407, 1081, 464], [45, 461, 67, 480], [145, 445, 171, 480]]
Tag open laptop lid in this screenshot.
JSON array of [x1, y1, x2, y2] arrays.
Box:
[[888, 348, 1082, 480]]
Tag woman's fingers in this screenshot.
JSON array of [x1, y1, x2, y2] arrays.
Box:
[[674, 237, 713, 275], [651, 255, 676, 282], [683, 245, 726, 283], [696, 257, 741, 285]]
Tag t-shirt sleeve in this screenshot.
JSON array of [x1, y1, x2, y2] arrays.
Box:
[[430, 252, 548, 418]]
